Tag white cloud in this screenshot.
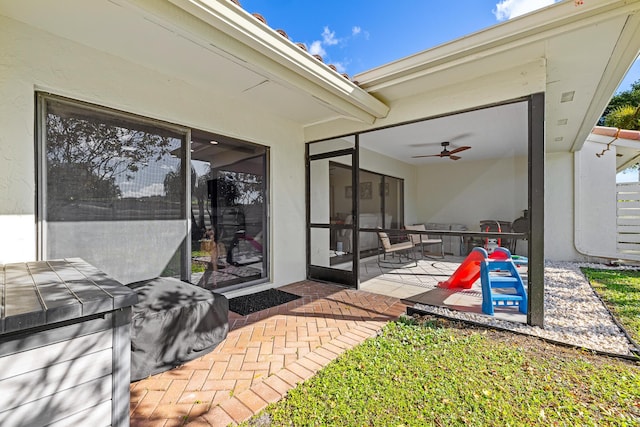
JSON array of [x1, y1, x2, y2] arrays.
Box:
[[322, 26, 338, 45], [332, 62, 347, 73], [308, 25, 365, 73], [308, 40, 326, 57], [493, 0, 559, 21]]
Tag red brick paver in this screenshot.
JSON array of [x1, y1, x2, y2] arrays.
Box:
[[130, 280, 407, 426]]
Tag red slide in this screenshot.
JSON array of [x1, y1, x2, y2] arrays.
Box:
[[438, 247, 509, 289]]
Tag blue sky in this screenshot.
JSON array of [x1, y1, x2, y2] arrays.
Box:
[[240, 0, 639, 92]]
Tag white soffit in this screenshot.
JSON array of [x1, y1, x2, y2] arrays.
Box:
[[0, 0, 389, 126], [588, 127, 640, 171]]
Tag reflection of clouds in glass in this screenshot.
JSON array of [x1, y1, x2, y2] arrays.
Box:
[[192, 160, 211, 180], [120, 182, 165, 198]]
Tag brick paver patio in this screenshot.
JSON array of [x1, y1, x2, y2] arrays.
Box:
[[129, 281, 408, 426]]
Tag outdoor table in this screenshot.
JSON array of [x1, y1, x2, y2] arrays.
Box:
[[0, 258, 138, 427]]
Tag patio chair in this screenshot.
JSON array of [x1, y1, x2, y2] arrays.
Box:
[[377, 230, 417, 267], [405, 224, 444, 258]]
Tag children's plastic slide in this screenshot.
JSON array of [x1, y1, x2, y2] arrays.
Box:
[[438, 247, 510, 289]]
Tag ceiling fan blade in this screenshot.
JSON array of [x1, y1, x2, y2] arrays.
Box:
[[449, 146, 471, 155], [450, 155, 461, 160], [408, 141, 446, 148], [411, 153, 443, 158], [449, 132, 472, 143]]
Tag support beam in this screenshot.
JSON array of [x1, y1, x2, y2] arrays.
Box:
[[528, 92, 545, 327]]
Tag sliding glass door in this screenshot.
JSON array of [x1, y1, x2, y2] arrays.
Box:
[[190, 130, 268, 291]]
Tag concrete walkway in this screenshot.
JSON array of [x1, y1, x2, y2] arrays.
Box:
[[129, 281, 408, 426]]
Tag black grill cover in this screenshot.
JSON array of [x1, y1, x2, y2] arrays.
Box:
[[127, 277, 229, 381]]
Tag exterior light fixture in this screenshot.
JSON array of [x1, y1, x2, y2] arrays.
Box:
[[560, 91, 575, 103]]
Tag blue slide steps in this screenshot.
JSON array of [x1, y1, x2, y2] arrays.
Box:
[[475, 247, 528, 316]]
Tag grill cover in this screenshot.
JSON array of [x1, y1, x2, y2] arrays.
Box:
[[127, 277, 229, 381]]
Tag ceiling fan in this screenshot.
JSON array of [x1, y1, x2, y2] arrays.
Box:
[[411, 141, 471, 160]]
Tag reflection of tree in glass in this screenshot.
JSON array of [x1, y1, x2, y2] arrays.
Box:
[[217, 174, 241, 206], [163, 166, 189, 202], [193, 168, 212, 235], [218, 171, 263, 206], [46, 113, 174, 202]]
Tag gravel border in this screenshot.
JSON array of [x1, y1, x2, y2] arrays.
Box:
[[412, 261, 639, 357]]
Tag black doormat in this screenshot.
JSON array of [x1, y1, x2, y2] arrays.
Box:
[[228, 289, 302, 316]]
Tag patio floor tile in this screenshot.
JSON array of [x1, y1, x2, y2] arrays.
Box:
[[235, 389, 268, 413], [218, 397, 253, 423], [250, 381, 282, 404], [198, 406, 235, 427], [130, 280, 407, 425]]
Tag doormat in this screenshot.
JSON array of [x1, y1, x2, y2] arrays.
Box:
[[228, 289, 302, 316]]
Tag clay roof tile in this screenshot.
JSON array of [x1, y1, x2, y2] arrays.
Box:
[[229, 0, 356, 84], [252, 13, 267, 24]]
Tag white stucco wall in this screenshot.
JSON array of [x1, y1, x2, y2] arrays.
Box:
[[0, 16, 306, 286], [414, 156, 528, 230], [574, 140, 618, 259], [412, 149, 617, 262], [545, 152, 582, 261]]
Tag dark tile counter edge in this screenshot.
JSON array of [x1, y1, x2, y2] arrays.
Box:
[[1, 259, 138, 335]]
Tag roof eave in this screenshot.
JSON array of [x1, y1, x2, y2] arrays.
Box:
[[164, 0, 389, 123], [570, 12, 640, 152], [355, 0, 640, 92]]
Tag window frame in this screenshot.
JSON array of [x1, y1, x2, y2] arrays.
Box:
[[36, 92, 191, 279], [36, 92, 271, 290]]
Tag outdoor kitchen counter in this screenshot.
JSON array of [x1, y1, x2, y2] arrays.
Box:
[[0, 258, 138, 427], [0, 258, 138, 333]]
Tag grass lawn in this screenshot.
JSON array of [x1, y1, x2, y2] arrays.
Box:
[[581, 268, 640, 344], [243, 318, 640, 426]]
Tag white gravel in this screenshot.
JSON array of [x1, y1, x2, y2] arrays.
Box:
[[413, 261, 638, 356]]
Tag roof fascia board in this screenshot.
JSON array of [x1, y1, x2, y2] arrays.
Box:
[[570, 12, 640, 152], [159, 0, 389, 122], [357, 0, 640, 91], [304, 59, 546, 143]]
